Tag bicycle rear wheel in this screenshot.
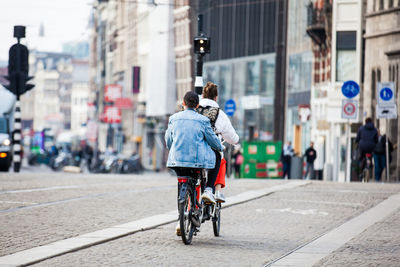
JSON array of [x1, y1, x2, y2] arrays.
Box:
[[212, 203, 221, 237], [179, 188, 195, 244]]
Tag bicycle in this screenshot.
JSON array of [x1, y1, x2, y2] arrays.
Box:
[[176, 168, 221, 245], [360, 153, 373, 182]]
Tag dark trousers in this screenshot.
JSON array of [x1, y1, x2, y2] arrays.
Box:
[[373, 154, 386, 182], [282, 162, 291, 179], [207, 150, 221, 190]]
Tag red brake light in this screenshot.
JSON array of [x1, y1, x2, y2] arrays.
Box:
[[178, 177, 188, 183]]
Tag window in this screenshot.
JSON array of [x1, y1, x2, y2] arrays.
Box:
[[261, 58, 275, 97], [218, 65, 232, 105], [389, 0, 394, 8], [379, 0, 384, 10], [373, 0, 376, 11], [336, 31, 357, 82], [246, 61, 260, 94]]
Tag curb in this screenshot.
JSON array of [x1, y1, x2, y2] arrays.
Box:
[[268, 192, 400, 266]]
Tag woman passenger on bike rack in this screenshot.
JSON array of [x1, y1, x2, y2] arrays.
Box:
[[198, 82, 239, 203], [165, 91, 224, 235]]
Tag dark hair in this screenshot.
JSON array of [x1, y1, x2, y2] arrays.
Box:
[[202, 82, 218, 100], [183, 91, 199, 108], [365, 117, 372, 124]]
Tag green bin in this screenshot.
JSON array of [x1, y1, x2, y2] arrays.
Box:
[[240, 141, 282, 179]]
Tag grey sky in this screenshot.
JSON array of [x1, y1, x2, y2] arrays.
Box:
[[0, 0, 92, 62]]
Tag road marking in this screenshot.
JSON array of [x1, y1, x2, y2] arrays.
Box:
[[0, 181, 309, 266], [267, 192, 400, 267], [280, 199, 365, 207], [0, 201, 37, 205], [270, 208, 329, 216], [0, 185, 85, 195]]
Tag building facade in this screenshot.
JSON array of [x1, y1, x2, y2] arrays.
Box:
[[307, 0, 365, 181], [28, 51, 73, 134], [71, 60, 90, 134], [198, 0, 288, 142], [285, 0, 313, 155], [364, 0, 400, 180], [89, 0, 176, 170]]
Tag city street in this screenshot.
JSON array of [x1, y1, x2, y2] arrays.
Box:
[[1, 170, 399, 266]]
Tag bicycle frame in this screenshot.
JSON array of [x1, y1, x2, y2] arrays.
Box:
[[175, 167, 222, 244]]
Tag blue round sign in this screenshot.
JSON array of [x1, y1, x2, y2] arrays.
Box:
[[380, 87, 393, 101], [341, 80, 360, 99], [224, 99, 236, 117]]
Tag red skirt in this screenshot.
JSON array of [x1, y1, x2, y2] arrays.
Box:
[[214, 158, 226, 188]]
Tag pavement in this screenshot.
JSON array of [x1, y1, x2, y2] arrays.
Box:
[[1, 170, 400, 266]]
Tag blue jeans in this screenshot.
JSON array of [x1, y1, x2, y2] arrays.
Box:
[[373, 154, 386, 182], [304, 162, 314, 180]]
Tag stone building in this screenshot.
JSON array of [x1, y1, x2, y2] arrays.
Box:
[[364, 0, 400, 180]]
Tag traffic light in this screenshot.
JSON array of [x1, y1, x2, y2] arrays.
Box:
[[194, 37, 210, 55], [3, 27, 34, 96]]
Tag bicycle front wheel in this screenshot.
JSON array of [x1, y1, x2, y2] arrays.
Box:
[[179, 188, 195, 244], [212, 203, 221, 237]]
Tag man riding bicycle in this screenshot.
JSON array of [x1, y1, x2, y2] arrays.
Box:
[[165, 91, 224, 236], [355, 117, 378, 176]]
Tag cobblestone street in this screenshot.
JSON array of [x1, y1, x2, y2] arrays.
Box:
[[1, 171, 400, 266]]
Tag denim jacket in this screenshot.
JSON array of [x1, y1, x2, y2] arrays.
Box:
[[165, 108, 224, 169]]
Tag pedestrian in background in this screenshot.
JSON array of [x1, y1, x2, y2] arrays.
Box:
[[281, 141, 294, 179], [373, 130, 393, 182], [303, 142, 317, 180], [233, 148, 243, 178]]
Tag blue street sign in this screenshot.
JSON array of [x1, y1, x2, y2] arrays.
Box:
[[224, 99, 236, 117], [341, 80, 360, 99], [380, 87, 393, 101]]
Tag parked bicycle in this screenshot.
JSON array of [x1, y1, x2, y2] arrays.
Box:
[[175, 168, 221, 245]]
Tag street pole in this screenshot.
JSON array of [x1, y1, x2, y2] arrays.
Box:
[[345, 120, 351, 182], [385, 119, 390, 182], [194, 14, 204, 95], [5, 26, 34, 173], [13, 36, 22, 173]]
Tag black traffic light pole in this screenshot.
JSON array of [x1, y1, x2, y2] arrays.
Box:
[[194, 15, 210, 95], [4, 26, 35, 172]]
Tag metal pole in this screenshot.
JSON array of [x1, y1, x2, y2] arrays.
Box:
[[195, 14, 204, 95], [385, 119, 390, 182], [345, 120, 351, 182], [13, 36, 22, 173]]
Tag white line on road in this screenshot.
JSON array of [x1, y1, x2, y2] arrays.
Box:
[[0, 181, 309, 266], [0, 185, 85, 195], [279, 199, 366, 207], [268, 192, 400, 267], [0, 201, 38, 205]]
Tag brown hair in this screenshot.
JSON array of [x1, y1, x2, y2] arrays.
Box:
[[202, 82, 218, 100], [183, 91, 199, 108]]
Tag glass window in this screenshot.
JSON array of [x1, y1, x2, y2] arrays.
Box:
[[261, 58, 275, 97], [232, 61, 246, 137], [336, 50, 356, 82], [0, 118, 8, 133], [218, 65, 232, 106], [288, 54, 301, 92], [259, 105, 274, 140], [204, 66, 219, 85], [246, 61, 260, 95], [288, 52, 312, 92]]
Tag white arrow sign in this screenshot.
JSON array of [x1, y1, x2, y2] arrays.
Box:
[[376, 104, 398, 119]]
